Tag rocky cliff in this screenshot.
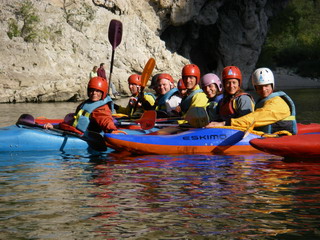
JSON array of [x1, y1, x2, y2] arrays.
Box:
[[0, 0, 289, 103]]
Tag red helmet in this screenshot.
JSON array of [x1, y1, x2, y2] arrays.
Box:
[[182, 64, 201, 83], [222, 66, 242, 86], [87, 76, 108, 99], [177, 79, 186, 90], [128, 74, 141, 86], [157, 73, 174, 84]]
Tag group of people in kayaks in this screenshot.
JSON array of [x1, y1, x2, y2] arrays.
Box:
[[44, 63, 297, 138]]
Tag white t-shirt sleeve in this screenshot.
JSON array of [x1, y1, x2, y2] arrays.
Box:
[[165, 95, 182, 116]]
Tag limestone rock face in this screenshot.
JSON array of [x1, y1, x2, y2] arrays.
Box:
[[0, 0, 288, 103]]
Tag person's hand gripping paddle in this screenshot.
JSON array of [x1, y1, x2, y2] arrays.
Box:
[[133, 58, 156, 112]]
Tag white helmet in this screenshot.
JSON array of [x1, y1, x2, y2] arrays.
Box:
[[251, 68, 275, 89]]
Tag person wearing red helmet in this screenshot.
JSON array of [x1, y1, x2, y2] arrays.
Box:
[[148, 73, 181, 117], [44, 77, 117, 134], [180, 64, 208, 116], [209, 68, 297, 134], [171, 79, 187, 116], [177, 78, 188, 98], [97, 63, 120, 98], [149, 73, 161, 93], [114, 74, 155, 118], [206, 66, 254, 127], [72, 76, 117, 133]]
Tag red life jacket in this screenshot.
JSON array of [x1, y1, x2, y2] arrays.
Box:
[[218, 92, 253, 120]]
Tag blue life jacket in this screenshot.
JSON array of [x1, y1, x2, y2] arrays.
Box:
[[73, 96, 114, 132], [155, 88, 179, 111], [210, 94, 223, 104], [206, 94, 224, 121], [255, 91, 297, 134]]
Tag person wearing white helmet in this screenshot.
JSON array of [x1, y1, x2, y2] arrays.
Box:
[[200, 73, 224, 121], [206, 67, 297, 135]]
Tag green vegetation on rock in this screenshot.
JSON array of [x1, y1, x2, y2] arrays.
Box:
[[7, 0, 96, 43], [7, 0, 40, 42], [62, 0, 96, 32], [257, 0, 320, 78]]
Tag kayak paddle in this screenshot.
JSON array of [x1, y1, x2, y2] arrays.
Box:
[[209, 121, 257, 153], [243, 121, 255, 139], [133, 58, 156, 113], [108, 19, 123, 95], [134, 110, 157, 130], [141, 58, 156, 91], [117, 110, 157, 130], [16, 114, 107, 152]]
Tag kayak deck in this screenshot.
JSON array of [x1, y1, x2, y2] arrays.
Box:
[[105, 127, 263, 155], [0, 125, 89, 152]]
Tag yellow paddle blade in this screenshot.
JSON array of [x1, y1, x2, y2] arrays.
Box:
[[141, 58, 156, 88], [112, 113, 128, 118]]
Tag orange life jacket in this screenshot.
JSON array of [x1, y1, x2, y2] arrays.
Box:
[[218, 92, 254, 120]]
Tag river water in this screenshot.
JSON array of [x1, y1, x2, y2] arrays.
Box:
[[1, 88, 320, 239]]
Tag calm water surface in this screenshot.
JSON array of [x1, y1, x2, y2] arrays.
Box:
[[1, 88, 320, 239]]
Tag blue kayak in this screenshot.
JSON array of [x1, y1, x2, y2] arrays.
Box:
[[0, 125, 90, 152], [0, 124, 159, 152]]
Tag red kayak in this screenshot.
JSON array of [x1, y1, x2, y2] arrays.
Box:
[[35, 117, 63, 125], [297, 123, 320, 134], [249, 133, 320, 159]]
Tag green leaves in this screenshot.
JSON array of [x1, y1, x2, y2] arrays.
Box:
[[258, 0, 320, 78], [7, 0, 40, 42]]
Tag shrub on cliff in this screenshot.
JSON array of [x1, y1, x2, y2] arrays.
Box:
[[7, 0, 40, 42], [257, 0, 320, 78]]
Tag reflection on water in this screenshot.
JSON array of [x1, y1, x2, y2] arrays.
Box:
[[1, 152, 320, 239]]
